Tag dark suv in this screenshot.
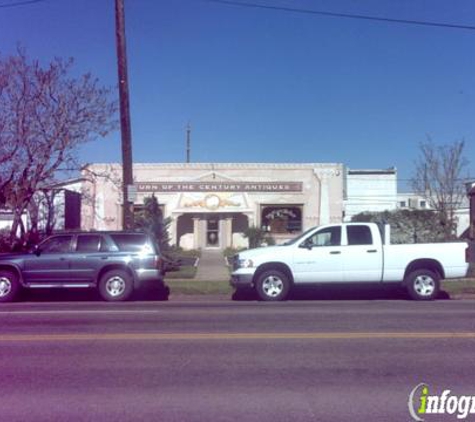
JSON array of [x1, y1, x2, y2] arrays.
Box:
[[0, 231, 167, 302]]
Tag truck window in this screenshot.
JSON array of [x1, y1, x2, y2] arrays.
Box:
[[347, 225, 373, 245], [305, 226, 341, 247]]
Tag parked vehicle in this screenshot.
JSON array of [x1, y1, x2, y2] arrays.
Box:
[[231, 222, 469, 301], [0, 231, 167, 302]]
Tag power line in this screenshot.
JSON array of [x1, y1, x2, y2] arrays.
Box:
[[206, 0, 475, 32], [0, 0, 47, 8]]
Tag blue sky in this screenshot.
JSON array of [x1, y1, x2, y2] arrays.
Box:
[[1, 0, 474, 190]]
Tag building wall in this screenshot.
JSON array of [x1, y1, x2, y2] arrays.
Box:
[[396, 193, 429, 210], [81, 163, 344, 249], [344, 168, 398, 221]]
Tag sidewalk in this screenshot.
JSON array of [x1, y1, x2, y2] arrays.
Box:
[[194, 249, 230, 282]]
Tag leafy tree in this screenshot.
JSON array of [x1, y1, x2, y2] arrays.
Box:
[[411, 138, 469, 240], [0, 48, 117, 243], [134, 195, 171, 251], [352, 209, 448, 243]]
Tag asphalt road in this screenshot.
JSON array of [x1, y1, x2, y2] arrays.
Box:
[[0, 299, 474, 422]]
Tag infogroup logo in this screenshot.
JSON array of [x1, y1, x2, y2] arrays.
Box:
[[408, 383, 475, 421]]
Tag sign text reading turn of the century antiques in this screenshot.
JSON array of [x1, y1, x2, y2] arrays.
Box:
[[136, 182, 303, 192]]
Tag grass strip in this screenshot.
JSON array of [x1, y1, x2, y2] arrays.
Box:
[[165, 265, 197, 279], [165, 277, 475, 297], [167, 280, 232, 295], [442, 278, 475, 296]]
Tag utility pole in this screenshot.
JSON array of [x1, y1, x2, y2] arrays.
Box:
[[115, 0, 134, 229], [186, 122, 191, 163]]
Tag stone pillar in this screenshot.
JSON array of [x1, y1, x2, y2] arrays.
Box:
[[199, 218, 207, 248], [223, 217, 233, 249], [192, 217, 200, 249], [219, 219, 225, 249], [246, 212, 255, 228], [314, 169, 339, 225], [168, 215, 177, 248]]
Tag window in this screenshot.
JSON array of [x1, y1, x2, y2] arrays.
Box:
[[40, 236, 72, 253], [304, 226, 341, 247], [76, 235, 101, 252], [347, 225, 373, 245], [261, 205, 302, 234], [110, 233, 148, 252]]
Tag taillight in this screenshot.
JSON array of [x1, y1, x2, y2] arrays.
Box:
[[156, 256, 165, 273]]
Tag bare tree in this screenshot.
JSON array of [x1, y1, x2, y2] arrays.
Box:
[[411, 138, 469, 240], [0, 48, 117, 242]]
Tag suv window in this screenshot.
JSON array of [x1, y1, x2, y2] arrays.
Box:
[[347, 225, 373, 245], [110, 233, 150, 252], [76, 235, 102, 252], [40, 235, 73, 253]]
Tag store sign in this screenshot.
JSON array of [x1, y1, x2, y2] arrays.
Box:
[[136, 182, 303, 193]]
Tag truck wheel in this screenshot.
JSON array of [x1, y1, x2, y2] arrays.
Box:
[[405, 269, 440, 301], [99, 270, 133, 302], [255, 270, 290, 301], [0, 270, 20, 303]]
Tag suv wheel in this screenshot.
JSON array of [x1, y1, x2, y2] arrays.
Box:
[[0, 270, 20, 303], [99, 270, 133, 301]]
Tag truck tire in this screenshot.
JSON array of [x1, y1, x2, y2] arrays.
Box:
[[255, 269, 290, 301], [98, 270, 133, 302], [0, 270, 20, 303], [405, 269, 440, 301]]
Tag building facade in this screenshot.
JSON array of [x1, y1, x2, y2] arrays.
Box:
[[343, 168, 398, 221], [81, 163, 344, 249]]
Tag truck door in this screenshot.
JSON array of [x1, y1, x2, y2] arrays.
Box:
[[342, 225, 383, 282], [292, 226, 344, 282]]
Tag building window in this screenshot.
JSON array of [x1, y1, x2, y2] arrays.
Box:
[[261, 205, 302, 234], [420, 201, 426, 208], [399, 201, 407, 208]]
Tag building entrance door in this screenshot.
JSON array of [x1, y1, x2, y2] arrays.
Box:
[[206, 217, 219, 247]]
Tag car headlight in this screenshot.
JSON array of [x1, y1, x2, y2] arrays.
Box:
[[238, 258, 254, 268]]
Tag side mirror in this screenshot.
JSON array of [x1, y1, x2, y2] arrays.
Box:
[[30, 245, 41, 256], [299, 239, 314, 250]]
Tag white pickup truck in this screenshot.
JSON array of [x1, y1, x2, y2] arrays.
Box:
[[230, 222, 469, 301]]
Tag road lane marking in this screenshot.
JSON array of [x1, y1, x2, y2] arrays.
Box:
[[2, 307, 475, 317], [0, 332, 474, 342]]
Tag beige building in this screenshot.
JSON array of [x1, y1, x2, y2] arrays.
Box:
[[81, 163, 344, 249]]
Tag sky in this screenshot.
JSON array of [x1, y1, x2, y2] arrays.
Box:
[[1, 0, 475, 191]]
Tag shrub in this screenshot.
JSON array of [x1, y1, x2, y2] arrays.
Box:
[[243, 226, 275, 249]]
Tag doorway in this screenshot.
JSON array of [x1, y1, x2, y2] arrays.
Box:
[[206, 217, 219, 247]]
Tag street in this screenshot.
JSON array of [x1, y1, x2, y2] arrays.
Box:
[[0, 299, 474, 421]]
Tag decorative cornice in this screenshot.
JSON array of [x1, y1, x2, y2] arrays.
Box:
[[87, 162, 343, 171]]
